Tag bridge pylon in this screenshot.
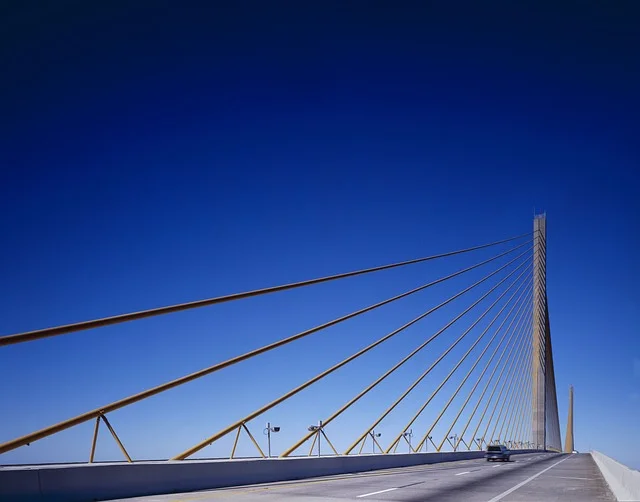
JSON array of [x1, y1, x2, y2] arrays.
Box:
[[564, 385, 574, 453], [531, 214, 562, 451]]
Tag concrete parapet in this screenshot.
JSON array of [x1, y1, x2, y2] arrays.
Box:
[[591, 451, 640, 501], [0, 450, 540, 502]]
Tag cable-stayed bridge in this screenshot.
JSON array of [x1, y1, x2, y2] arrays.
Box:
[[1, 215, 622, 502]]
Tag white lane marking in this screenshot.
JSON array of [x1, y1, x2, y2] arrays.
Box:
[[455, 471, 471, 476], [486, 455, 572, 502], [492, 465, 501, 468], [551, 476, 594, 481], [357, 487, 398, 498]]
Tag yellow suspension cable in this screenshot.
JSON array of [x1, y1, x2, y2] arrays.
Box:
[[483, 323, 532, 445], [452, 293, 531, 451], [1, 234, 531, 347], [404, 273, 532, 453], [172, 248, 532, 461], [496, 350, 530, 446], [280, 250, 532, 457], [469, 306, 532, 447], [342, 253, 531, 456], [0, 241, 529, 457], [503, 339, 533, 446], [434, 278, 532, 451], [511, 354, 532, 449]]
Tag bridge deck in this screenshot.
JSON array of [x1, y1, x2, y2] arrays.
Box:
[[108, 453, 613, 501]]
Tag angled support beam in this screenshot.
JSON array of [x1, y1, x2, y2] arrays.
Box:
[[88, 413, 132, 463], [230, 423, 266, 459], [308, 433, 318, 457], [320, 430, 339, 456]]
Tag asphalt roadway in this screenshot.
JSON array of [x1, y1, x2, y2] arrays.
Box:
[[109, 453, 615, 502]]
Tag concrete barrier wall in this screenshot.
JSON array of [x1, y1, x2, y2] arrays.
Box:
[[1, 450, 540, 502], [591, 451, 640, 502]]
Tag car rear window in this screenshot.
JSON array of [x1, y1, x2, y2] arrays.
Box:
[[487, 446, 502, 452]]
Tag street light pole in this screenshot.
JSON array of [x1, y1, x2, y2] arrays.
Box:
[[402, 429, 413, 452], [449, 434, 458, 452], [263, 422, 280, 458], [267, 423, 271, 458], [308, 421, 323, 457], [371, 430, 381, 454]]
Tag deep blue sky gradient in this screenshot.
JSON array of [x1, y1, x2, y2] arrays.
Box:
[[1, 2, 638, 468]]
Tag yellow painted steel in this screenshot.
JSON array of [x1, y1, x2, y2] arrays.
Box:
[[499, 337, 533, 446], [280, 249, 531, 458], [89, 417, 100, 463], [503, 371, 527, 446], [469, 312, 532, 448], [308, 433, 318, 456], [496, 349, 530, 442], [0, 234, 531, 347], [484, 349, 526, 446], [320, 430, 339, 456], [243, 424, 266, 458], [357, 436, 366, 455], [0, 242, 530, 458], [515, 354, 532, 447], [100, 414, 132, 463], [372, 435, 384, 454], [175, 250, 532, 461], [482, 325, 532, 446], [460, 312, 524, 452], [434, 280, 531, 451], [230, 424, 266, 459], [511, 363, 532, 448], [342, 253, 531, 456], [357, 432, 384, 455], [504, 344, 533, 446], [411, 274, 532, 453], [496, 351, 529, 445], [448, 286, 527, 450], [402, 435, 414, 452], [173, 250, 532, 462], [384, 267, 530, 454], [230, 426, 242, 459]]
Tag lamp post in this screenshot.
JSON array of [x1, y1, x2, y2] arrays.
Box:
[[449, 434, 459, 452], [308, 421, 323, 457], [425, 436, 432, 452], [370, 430, 382, 454], [402, 429, 413, 452], [263, 422, 280, 458]]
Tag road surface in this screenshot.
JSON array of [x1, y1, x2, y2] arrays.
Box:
[[108, 452, 613, 501]]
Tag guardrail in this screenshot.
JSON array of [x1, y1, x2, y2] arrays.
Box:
[[591, 451, 640, 501], [1, 450, 541, 502]]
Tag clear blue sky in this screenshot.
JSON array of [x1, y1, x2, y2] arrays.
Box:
[[1, 2, 638, 468]]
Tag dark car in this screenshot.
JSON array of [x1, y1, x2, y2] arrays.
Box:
[[485, 445, 510, 462]]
